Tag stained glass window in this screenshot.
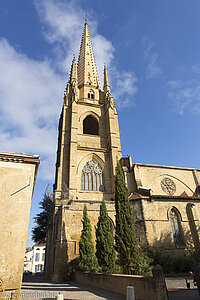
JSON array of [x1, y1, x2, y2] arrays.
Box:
[[93, 173, 97, 191], [82, 160, 103, 191], [89, 173, 92, 190], [170, 208, 184, 247]]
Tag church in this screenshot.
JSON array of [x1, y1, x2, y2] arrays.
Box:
[[45, 21, 200, 282]]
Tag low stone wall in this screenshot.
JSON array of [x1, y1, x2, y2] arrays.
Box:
[[75, 265, 168, 300]]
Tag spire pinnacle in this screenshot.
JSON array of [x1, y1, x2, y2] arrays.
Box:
[[77, 21, 99, 88], [70, 55, 77, 81], [104, 65, 110, 93]]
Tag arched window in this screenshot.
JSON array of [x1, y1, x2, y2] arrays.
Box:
[[186, 204, 200, 249], [169, 208, 184, 247], [83, 115, 99, 135], [81, 160, 104, 191], [88, 90, 94, 99]]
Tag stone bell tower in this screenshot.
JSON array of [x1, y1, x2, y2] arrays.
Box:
[[45, 20, 122, 282]]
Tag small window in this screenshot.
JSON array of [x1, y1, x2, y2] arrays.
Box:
[[88, 90, 94, 100], [35, 253, 40, 261], [42, 253, 45, 261], [83, 115, 99, 135]]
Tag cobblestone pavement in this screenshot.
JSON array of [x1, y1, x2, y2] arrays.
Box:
[[166, 277, 200, 300], [21, 279, 125, 300]]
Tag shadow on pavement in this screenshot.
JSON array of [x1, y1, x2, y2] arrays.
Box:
[[168, 288, 199, 300], [22, 275, 125, 300]]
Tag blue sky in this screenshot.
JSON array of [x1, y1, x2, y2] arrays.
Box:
[[1, 0, 200, 246]]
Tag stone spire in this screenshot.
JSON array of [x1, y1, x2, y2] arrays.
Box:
[[103, 65, 110, 93], [77, 21, 99, 88], [70, 55, 77, 82]]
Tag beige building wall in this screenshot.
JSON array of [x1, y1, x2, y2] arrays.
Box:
[[0, 152, 39, 293], [123, 159, 200, 255], [142, 199, 200, 252], [133, 163, 199, 197]]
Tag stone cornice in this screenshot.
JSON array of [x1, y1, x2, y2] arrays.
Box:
[[133, 162, 200, 172], [77, 145, 108, 152], [0, 152, 40, 196], [152, 194, 200, 201], [78, 100, 103, 108]]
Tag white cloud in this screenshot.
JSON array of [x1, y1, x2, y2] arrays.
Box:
[[93, 35, 114, 83], [34, 0, 137, 105], [0, 38, 64, 180], [142, 36, 162, 79], [34, 0, 85, 72], [167, 80, 182, 89], [112, 71, 138, 107], [167, 79, 200, 115], [0, 0, 138, 181]]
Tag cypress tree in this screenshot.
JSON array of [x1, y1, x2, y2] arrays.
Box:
[[79, 204, 99, 272], [115, 162, 151, 275], [96, 199, 116, 273]]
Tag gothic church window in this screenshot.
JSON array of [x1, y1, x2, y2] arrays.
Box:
[[83, 115, 99, 135], [169, 208, 185, 247], [81, 160, 104, 191]]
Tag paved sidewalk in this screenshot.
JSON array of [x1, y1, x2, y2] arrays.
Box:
[[166, 277, 199, 300], [21, 281, 125, 300], [21, 275, 200, 300]]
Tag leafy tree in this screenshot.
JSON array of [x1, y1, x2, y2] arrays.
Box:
[[26, 247, 32, 252], [79, 204, 99, 272], [32, 186, 53, 243], [115, 162, 151, 275], [96, 199, 116, 273]]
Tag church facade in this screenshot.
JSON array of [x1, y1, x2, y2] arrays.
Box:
[[122, 157, 200, 256], [45, 21, 200, 282]]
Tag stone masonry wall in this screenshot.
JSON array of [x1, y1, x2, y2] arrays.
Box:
[[0, 156, 38, 292]]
